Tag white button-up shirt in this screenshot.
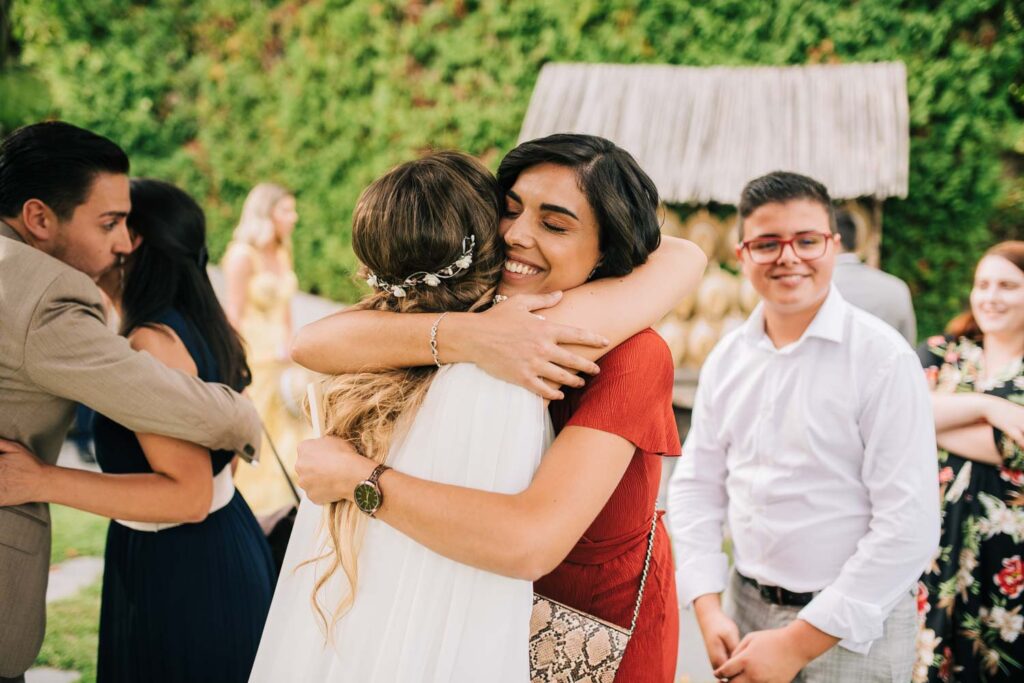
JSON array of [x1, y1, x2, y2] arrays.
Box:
[[667, 286, 939, 653]]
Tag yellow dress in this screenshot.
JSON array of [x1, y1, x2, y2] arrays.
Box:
[[226, 242, 309, 516]]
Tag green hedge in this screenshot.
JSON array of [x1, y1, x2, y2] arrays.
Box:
[[9, 0, 1023, 336]]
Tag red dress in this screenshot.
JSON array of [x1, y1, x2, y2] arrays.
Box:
[[535, 329, 681, 682]]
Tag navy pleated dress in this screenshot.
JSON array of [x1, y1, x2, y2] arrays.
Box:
[[93, 309, 276, 683]]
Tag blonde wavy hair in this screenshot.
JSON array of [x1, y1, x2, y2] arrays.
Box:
[[307, 151, 504, 634], [231, 182, 292, 249]]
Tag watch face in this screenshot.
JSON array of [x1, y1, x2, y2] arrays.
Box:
[[354, 482, 381, 513]]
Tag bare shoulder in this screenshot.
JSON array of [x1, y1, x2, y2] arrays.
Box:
[[128, 324, 198, 376], [222, 242, 256, 276]]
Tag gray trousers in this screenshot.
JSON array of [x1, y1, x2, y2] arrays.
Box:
[[723, 571, 917, 683]]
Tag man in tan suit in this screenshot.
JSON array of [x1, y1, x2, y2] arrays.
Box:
[[0, 122, 261, 681]]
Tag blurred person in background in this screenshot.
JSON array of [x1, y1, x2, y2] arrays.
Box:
[[221, 182, 309, 516], [915, 240, 1024, 682], [831, 209, 916, 345]]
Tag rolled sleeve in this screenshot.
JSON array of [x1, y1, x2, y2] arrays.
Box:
[[675, 552, 730, 607], [798, 586, 885, 653]]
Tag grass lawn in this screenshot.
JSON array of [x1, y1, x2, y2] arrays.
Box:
[[49, 504, 108, 564], [33, 504, 107, 682]]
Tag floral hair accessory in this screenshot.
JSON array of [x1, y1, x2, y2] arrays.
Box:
[[367, 235, 476, 298]]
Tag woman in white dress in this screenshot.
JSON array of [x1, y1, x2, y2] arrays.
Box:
[[251, 149, 704, 681], [252, 151, 548, 682]]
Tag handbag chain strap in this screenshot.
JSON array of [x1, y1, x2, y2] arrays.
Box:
[[259, 419, 301, 505], [627, 506, 660, 635]]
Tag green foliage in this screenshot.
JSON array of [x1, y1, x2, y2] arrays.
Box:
[[10, 0, 1023, 332], [0, 67, 49, 136]]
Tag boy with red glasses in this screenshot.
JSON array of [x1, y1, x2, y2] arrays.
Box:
[[668, 171, 938, 682]]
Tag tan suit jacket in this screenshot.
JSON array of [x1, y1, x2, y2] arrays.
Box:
[[0, 224, 261, 677]]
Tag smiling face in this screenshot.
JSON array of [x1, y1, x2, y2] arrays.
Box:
[[497, 163, 601, 296], [971, 255, 1024, 339], [737, 199, 839, 317], [50, 172, 133, 281]]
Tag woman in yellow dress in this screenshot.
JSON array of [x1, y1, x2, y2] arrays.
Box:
[[222, 183, 308, 516]]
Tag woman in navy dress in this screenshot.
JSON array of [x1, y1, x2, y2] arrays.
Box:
[[12, 179, 275, 682]]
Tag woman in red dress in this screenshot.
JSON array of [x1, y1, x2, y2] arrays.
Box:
[[292, 134, 704, 681], [538, 328, 681, 680]]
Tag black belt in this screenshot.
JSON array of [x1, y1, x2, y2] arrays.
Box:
[[738, 573, 816, 607]]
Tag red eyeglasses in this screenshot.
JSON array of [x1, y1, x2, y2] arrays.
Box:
[[737, 232, 833, 264]]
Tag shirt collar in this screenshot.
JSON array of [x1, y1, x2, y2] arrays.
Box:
[[0, 220, 25, 243], [835, 253, 861, 265], [742, 285, 848, 352]]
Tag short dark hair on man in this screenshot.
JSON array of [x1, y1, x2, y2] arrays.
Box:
[[835, 209, 858, 252], [0, 121, 130, 221], [737, 171, 837, 237], [497, 133, 661, 279]]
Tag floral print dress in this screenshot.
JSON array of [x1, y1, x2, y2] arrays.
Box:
[[915, 336, 1024, 682]]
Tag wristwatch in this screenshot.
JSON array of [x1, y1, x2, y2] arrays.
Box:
[[354, 464, 391, 517]]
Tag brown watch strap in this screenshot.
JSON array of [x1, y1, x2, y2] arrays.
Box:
[[368, 464, 391, 486]]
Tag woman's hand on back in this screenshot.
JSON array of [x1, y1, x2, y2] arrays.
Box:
[[457, 291, 607, 400]]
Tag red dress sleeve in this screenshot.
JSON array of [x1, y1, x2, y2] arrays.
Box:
[[563, 329, 680, 457]]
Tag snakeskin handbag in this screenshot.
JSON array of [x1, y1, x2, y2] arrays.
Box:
[[528, 508, 659, 682]]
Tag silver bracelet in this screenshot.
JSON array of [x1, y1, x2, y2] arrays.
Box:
[[429, 312, 449, 368]]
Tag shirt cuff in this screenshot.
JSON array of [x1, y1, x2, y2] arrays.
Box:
[[797, 586, 884, 654], [676, 552, 730, 608]]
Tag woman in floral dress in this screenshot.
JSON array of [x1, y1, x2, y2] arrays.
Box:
[[915, 241, 1024, 682]]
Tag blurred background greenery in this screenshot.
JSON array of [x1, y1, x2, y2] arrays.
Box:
[[1, 0, 1021, 336]]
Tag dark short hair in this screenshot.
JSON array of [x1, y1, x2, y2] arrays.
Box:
[[497, 133, 661, 278], [0, 121, 130, 221], [835, 209, 857, 251], [738, 171, 836, 238]]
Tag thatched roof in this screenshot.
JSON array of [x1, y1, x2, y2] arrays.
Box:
[[518, 62, 910, 204]]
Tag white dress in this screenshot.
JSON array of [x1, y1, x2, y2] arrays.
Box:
[[249, 363, 548, 682]]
